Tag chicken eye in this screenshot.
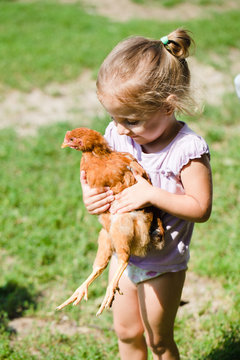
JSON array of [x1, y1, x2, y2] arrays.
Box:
[[70, 138, 73, 141]]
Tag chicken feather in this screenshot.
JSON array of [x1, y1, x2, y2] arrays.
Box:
[[57, 127, 164, 315]]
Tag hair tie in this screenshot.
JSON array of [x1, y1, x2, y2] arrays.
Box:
[[160, 35, 169, 45]]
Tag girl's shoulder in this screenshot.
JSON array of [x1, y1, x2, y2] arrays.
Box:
[[167, 122, 210, 174]]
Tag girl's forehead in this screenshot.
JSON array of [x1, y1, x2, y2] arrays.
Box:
[[99, 94, 141, 119]]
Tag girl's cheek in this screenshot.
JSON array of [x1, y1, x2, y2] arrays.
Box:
[[134, 125, 145, 134]]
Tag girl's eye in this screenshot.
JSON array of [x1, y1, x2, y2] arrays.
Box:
[[111, 116, 140, 126], [125, 120, 140, 126]]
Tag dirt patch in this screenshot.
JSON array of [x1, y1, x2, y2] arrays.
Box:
[[9, 316, 100, 339], [188, 57, 235, 107], [0, 60, 235, 136], [81, 0, 239, 22], [8, 271, 232, 340], [0, 70, 104, 136], [0, 249, 16, 270], [178, 271, 233, 335], [179, 271, 232, 317], [229, 48, 240, 76]]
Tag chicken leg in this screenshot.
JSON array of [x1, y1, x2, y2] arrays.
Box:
[[96, 258, 128, 316], [57, 228, 112, 311], [96, 213, 134, 315]]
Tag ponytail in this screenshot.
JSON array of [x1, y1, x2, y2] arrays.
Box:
[[161, 28, 193, 60]]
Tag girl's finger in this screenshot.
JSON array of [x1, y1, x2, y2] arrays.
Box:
[[90, 203, 111, 215], [115, 188, 129, 200], [84, 187, 112, 198], [87, 194, 114, 211], [132, 171, 147, 183], [115, 205, 133, 214], [86, 190, 113, 204]]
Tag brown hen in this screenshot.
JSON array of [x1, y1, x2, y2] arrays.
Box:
[[57, 127, 164, 316]]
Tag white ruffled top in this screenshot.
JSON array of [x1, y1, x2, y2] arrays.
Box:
[[104, 121, 210, 272]]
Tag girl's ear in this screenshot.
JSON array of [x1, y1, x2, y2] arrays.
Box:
[[164, 94, 178, 114]]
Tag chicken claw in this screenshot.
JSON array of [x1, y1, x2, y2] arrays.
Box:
[[56, 283, 89, 310], [57, 266, 107, 311], [96, 286, 122, 317]]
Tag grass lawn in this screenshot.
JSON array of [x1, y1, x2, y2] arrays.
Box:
[[0, 1, 239, 90], [0, 1, 240, 359]]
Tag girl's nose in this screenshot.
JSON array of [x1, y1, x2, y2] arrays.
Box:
[[116, 123, 130, 136]]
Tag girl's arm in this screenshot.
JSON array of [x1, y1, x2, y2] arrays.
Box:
[[80, 171, 114, 215], [112, 154, 213, 223]]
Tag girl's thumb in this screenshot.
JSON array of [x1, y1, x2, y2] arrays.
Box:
[[80, 170, 88, 185], [131, 168, 142, 182]]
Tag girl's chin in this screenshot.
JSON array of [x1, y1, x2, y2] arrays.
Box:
[[130, 135, 143, 142], [130, 136, 148, 145]]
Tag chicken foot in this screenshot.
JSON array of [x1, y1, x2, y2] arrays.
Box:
[[56, 265, 107, 310], [57, 228, 112, 311]]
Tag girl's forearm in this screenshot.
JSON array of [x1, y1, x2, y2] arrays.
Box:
[[149, 186, 211, 223]]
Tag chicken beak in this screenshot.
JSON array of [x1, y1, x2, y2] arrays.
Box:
[[61, 142, 69, 149]]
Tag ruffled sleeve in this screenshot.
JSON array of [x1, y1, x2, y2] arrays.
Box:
[[170, 134, 210, 176]]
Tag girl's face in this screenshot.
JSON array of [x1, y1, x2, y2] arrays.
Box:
[[100, 95, 177, 152]]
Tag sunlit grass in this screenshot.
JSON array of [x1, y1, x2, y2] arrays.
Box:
[[0, 1, 239, 358], [0, 106, 239, 358], [0, 1, 239, 90]]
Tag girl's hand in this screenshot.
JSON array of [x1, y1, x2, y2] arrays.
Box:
[[80, 171, 114, 215], [110, 172, 154, 214]]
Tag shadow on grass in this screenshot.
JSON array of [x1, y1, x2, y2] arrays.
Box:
[[0, 280, 36, 320], [206, 327, 240, 360]]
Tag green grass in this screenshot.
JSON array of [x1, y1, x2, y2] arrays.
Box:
[[0, 110, 239, 358], [0, 118, 120, 359], [0, 0, 240, 358], [0, 1, 239, 90], [132, 0, 225, 7], [0, 328, 119, 360]]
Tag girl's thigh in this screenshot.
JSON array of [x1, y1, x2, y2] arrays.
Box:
[[109, 256, 145, 337], [137, 270, 186, 340]]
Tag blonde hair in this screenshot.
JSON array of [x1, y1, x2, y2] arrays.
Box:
[[97, 29, 195, 117]]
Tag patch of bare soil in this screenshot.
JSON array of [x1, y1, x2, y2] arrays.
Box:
[[188, 57, 235, 107], [0, 70, 104, 136], [229, 48, 240, 76], [8, 271, 232, 340], [179, 272, 232, 320], [0, 249, 16, 270], [9, 316, 103, 340], [0, 60, 236, 136], [81, 0, 239, 22]]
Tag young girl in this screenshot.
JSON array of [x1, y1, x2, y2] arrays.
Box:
[[81, 29, 212, 360]]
